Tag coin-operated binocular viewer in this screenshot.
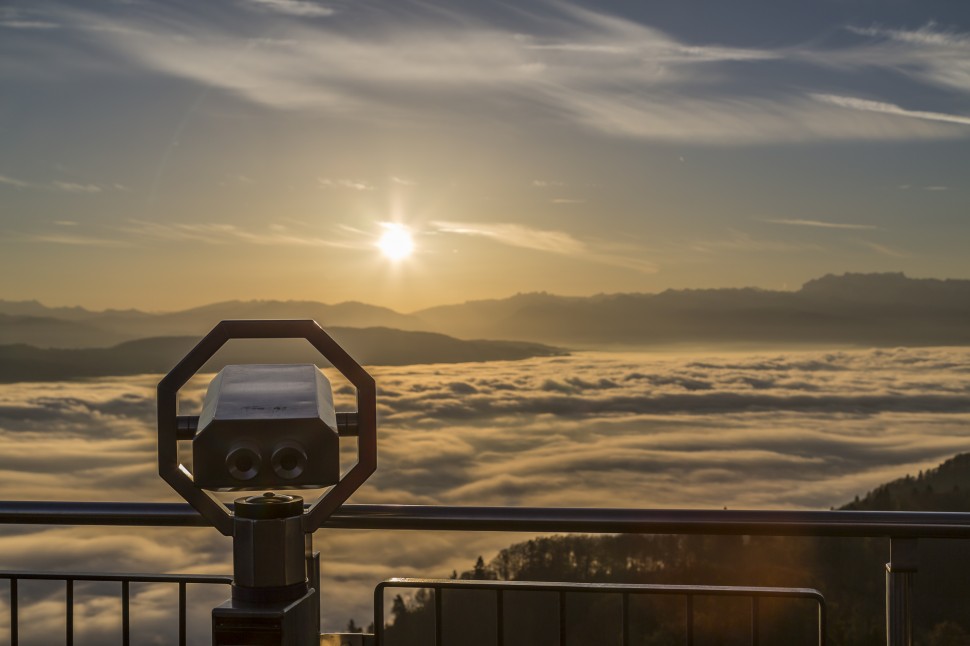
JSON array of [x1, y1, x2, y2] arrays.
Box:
[[157, 320, 377, 646]]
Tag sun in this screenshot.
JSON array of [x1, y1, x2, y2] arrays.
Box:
[[377, 224, 415, 261]]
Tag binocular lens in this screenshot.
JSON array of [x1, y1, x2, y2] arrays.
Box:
[[272, 443, 308, 480], [226, 446, 261, 481]]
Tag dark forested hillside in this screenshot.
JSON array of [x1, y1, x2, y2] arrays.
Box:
[[381, 454, 970, 646], [843, 453, 970, 513]]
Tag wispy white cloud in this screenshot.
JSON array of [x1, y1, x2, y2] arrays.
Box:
[[532, 3, 778, 66], [432, 220, 656, 273], [846, 23, 968, 48], [812, 93, 970, 127], [554, 90, 967, 143], [24, 233, 129, 247], [318, 178, 376, 191], [859, 241, 910, 258], [0, 174, 116, 193], [51, 181, 102, 194], [764, 218, 878, 231], [840, 24, 970, 93], [120, 219, 360, 248], [434, 221, 586, 255], [390, 176, 416, 186], [686, 231, 823, 255], [0, 7, 58, 30], [243, 0, 334, 18], [0, 174, 31, 188], [0, 19, 58, 29], [48, 3, 970, 144], [532, 180, 566, 188], [897, 184, 950, 191]]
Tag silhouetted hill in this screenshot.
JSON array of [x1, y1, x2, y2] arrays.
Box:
[[800, 272, 970, 307], [4, 272, 970, 349], [0, 299, 146, 321], [0, 299, 426, 347], [414, 273, 970, 346], [842, 453, 970, 512], [0, 328, 564, 382], [137, 300, 427, 337], [0, 313, 134, 348], [382, 453, 970, 646]]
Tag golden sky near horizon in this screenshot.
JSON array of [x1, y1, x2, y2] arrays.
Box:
[[1, 1, 969, 311]]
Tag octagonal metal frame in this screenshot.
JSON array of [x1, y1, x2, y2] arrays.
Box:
[[157, 319, 377, 536]]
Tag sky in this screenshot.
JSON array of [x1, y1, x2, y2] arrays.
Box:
[[1, 0, 969, 311], [1, 347, 970, 641]]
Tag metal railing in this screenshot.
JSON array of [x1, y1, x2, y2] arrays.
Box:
[[2, 501, 969, 645], [374, 578, 827, 646], [0, 570, 231, 646], [4, 501, 970, 537]]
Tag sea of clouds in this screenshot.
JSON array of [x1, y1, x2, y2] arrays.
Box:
[[1, 347, 969, 643]]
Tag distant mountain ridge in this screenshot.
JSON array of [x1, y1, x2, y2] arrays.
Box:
[[800, 272, 970, 306], [2, 272, 969, 348], [413, 272, 970, 346], [0, 327, 564, 382], [0, 299, 427, 348]]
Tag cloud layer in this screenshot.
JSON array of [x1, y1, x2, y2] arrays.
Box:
[[1, 347, 969, 640]]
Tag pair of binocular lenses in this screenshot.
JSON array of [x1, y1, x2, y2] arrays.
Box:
[[226, 443, 307, 482]]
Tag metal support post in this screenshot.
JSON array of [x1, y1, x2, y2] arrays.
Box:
[[306, 533, 321, 636], [886, 537, 917, 646], [213, 493, 317, 646]]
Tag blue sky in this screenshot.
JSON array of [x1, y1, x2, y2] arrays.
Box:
[[1, 0, 968, 310]]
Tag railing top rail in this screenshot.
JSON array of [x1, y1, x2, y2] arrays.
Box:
[[0, 570, 231, 584], [2, 501, 970, 538], [378, 578, 825, 602]]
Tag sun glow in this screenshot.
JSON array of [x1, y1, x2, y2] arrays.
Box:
[[377, 224, 415, 261]]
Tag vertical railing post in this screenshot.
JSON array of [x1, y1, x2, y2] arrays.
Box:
[[886, 537, 917, 646], [559, 591, 566, 646], [10, 578, 18, 646], [818, 598, 826, 646], [122, 579, 130, 646], [306, 533, 321, 638], [621, 593, 629, 646], [178, 581, 186, 646], [686, 594, 694, 646], [65, 578, 73, 646], [497, 589, 504, 646], [435, 587, 443, 646], [751, 596, 759, 646]]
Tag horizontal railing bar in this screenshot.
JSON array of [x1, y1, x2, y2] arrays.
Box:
[[2, 501, 970, 538], [377, 578, 825, 603], [0, 501, 211, 527], [0, 571, 231, 584], [327, 505, 970, 538]]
